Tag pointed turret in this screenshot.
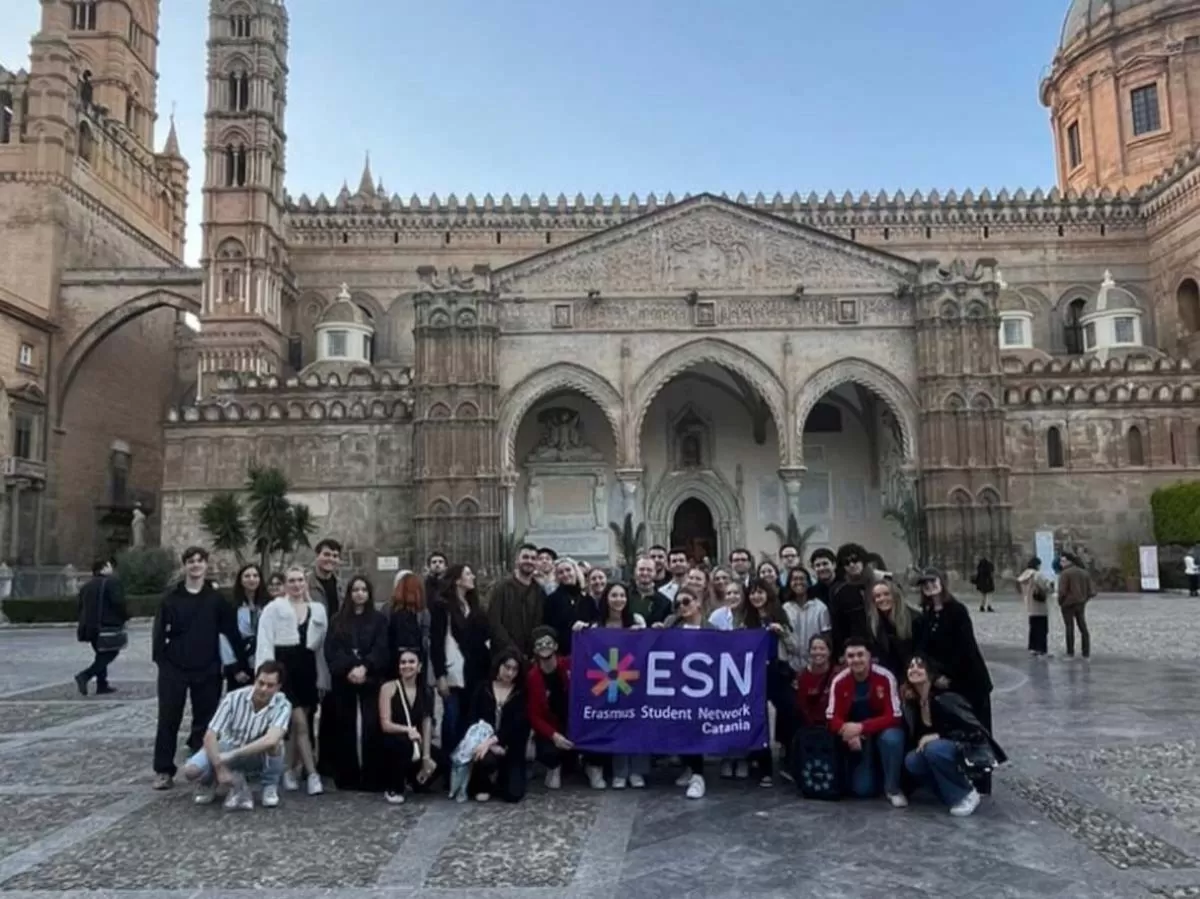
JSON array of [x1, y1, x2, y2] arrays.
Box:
[[357, 152, 375, 196], [163, 114, 181, 157]]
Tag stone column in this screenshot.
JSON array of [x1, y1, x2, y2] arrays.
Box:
[[499, 470, 519, 535], [777, 466, 806, 522], [8, 480, 23, 562], [614, 468, 644, 524]]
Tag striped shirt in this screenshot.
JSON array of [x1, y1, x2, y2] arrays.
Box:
[[207, 686, 292, 748]]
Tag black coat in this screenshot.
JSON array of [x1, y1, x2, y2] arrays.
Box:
[[829, 578, 870, 656], [543, 585, 582, 655], [76, 575, 127, 643], [323, 608, 391, 791], [468, 680, 530, 752], [870, 611, 919, 681], [903, 688, 1008, 766], [973, 559, 996, 595], [914, 597, 993, 705], [429, 595, 491, 692]]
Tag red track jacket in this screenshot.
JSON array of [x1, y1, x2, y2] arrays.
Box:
[[826, 664, 902, 736], [526, 657, 571, 740]]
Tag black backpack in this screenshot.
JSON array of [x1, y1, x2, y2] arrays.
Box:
[[792, 726, 843, 801]]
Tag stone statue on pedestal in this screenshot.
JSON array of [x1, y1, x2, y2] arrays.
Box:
[[131, 504, 147, 548]]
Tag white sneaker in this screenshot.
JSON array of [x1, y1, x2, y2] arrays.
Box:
[[719, 760, 734, 779], [734, 760, 749, 779], [306, 773, 324, 796], [193, 786, 216, 805], [475, 792, 490, 803], [384, 791, 405, 805], [585, 766, 607, 790], [950, 789, 981, 817], [223, 775, 253, 811], [686, 774, 706, 799], [675, 770, 693, 787], [612, 776, 627, 790], [545, 768, 562, 790], [629, 774, 646, 789], [887, 792, 909, 809], [261, 786, 280, 808], [282, 770, 299, 792]]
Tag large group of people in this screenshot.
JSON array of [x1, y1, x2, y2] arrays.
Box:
[[75, 537, 1019, 818]]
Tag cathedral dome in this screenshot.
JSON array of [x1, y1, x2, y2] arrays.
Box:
[[1060, 0, 1188, 48], [320, 295, 368, 326]]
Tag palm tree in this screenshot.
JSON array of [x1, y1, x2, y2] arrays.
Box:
[[246, 465, 299, 572], [883, 491, 926, 568], [198, 492, 247, 563], [608, 512, 646, 583], [764, 513, 819, 560]]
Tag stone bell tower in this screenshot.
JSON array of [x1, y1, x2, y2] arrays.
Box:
[[195, 0, 292, 396]]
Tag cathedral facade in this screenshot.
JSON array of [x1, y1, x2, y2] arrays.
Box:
[[4, 0, 1200, 587]]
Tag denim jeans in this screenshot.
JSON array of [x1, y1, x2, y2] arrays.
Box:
[[440, 688, 462, 756], [612, 754, 650, 779], [184, 739, 284, 788], [845, 726, 905, 797], [904, 738, 973, 807]]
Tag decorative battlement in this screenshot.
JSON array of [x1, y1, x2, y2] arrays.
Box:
[[1001, 354, 1199, 407], [167, 367, 415, 425]]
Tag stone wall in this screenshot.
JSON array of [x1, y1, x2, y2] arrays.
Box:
[[160, 372, 416, 595]]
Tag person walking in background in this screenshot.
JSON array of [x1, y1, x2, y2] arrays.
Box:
[[972, 558, 996, 613], [152, 547, 250, 790], [75, 557, 128, 696], [1057, 553, 1095, 659], [1017, 557, 1050, 657], [1185, 547, 1199, 597]]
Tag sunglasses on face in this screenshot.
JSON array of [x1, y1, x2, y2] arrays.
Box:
[[678, 597, 695, 606], [845, 557, 861, 565]]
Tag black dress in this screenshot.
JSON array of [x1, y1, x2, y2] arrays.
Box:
[[381, 679, 433, 796], [544, 584, 582, 656], [323, 609, 390, 791], [276, 614, 319, 712]]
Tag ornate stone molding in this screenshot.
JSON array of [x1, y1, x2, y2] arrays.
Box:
[[628, 338, 789, 468], [644, 469, 743, 558], [793, 358, 919, 464], [495, 363, 624, 472]]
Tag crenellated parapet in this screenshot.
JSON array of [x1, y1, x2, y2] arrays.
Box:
[[165, 367, 414, 425], [1001, 355, 1197, 407]]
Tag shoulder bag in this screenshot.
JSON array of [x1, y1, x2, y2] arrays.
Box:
[[94, 579, 128, 652]]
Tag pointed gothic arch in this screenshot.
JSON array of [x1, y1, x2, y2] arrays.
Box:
[[56, 289, 200, 425], [497, 363, 623, 472], [629, 338, 787, 467], [793, 358, 919, 464]]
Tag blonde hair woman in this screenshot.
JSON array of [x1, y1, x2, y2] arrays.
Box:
[[257, 565, 330, 795], [865, 579, 920, 681]]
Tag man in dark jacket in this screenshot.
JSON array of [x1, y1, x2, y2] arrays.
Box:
[[486, 543, 544, 659], [151, 546, 250, 790], [75, 558, 128, 696]]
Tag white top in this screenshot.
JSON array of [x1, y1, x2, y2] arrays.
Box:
[[708, 606, 735, 631], [782, 599, 832, 671], [208, 686, 292, 748], [444, 629, 466, 689], [256, 596, 331, 691], [659, 580, 681, 603], [1185, 554, 1198, 576]]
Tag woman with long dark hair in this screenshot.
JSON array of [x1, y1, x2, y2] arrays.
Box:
[[221, 563, 270, 692], [430, 564, 490, 758], [378, 647, 437, 803], [735, 576, 797, 786], [913, 569, 996, 793], [323, 575, 390, 791], [465, 648, 530, 802], [901, 654, 1006, 816], [588, 583, 647, 790]]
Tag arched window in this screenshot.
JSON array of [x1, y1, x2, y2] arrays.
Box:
[[77, 121, 94, 163], [230, 15, 252, 38], [159, 191, 172, 229], [224, 144, 247, 186], [1127, 426, 1145, 466], [1170, 425, 1179, 465], [1047, 427, 1064, 469], [216, 238, 246, 303], [227, 73, 249, 112], [1178, 279, 1200, 335], [1063, 298, 1087, 355], [70, 1, 97, 30]]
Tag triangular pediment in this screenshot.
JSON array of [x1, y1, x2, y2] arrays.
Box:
[[494, 193, 918, 296]]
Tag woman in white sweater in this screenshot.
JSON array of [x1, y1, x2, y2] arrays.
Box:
[[257, 565, 331, 795]]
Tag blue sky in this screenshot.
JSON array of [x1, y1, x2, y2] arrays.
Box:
[[3, 0, 1068, 264]]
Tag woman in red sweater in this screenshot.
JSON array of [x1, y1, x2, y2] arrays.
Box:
[[795, 634, 839, 728]]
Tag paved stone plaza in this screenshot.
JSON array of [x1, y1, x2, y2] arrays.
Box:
[[0, 596, 1198, 899]]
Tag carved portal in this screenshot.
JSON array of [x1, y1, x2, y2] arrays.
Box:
[[522, 412, 610, 562]]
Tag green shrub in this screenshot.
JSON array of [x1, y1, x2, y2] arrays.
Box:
[[2, 593, 164, 624], [116, 547, 177, 595], [1151, 482, 1200, 546]]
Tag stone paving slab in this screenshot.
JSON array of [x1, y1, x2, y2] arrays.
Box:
[[0, 795, 119, 858], [0, 703, 122, 736], [0, 737, 153, 787], [1, 790, 421, 890], [2, 682, 157, 703]]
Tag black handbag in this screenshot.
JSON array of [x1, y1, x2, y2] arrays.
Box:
[[93, 580, 127, 652]]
